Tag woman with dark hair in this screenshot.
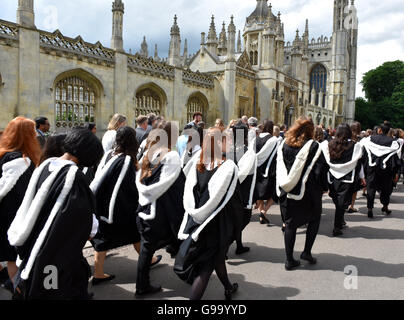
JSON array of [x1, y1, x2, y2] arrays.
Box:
[[314, 126, 324, 143], [175, 127, 240, 300], [276, 117, 328, 271], [8, 128, 104, 300], [89, 126, 160, 286], [321, 124, 365, 236], [135, 122, 185, 296], [347, 122, 365, 213], [39, 133, 67, 163], [0, 117, 39, 291], [254, 120, 283, 225]]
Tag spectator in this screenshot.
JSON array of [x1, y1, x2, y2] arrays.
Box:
[[102, 114, 127, 153], [84, 123, 97, 134], [215, 119, 225, 132], [279, 125, 286, 139], [273, 126, 281, 138], [35, 116, 50, 149], [187, 112, 203, 129], [241, 115, 249, 125], [136, 115, 149, 145]]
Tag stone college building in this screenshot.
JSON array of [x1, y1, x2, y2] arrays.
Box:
[[0, 0, 358, 132]]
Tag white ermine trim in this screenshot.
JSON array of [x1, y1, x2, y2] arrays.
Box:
[[179, 160, 238, 242], [238, 148, 256, 184], [362, 137, 400, 169], [0, 157, 31, 203], [246, 156, 258, 210], [90, 151, 121, 194], [183, 149, 201, 177], [397, 139, 403, 159], [100, 155, 131, 224], [20, 166, 78, 280], [256, 136, 282, 167], [7, 158, 61, 246], [320, 141, 363, 181], [82, 167, 89, 175], [263, 137, 282, 178], [276, 140, 322, 200], [181, 145, 201, 168], [137, 151, 181, 220]]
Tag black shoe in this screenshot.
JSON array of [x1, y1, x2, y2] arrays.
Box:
[[382, 207, 392, 215], [285, 259, 301, 271], [92, 274, 115, 286], [347, 208, 358, 214], [135, 284, 162, 297], [235, 247, 250, 255], [368, 210, 374, 219], [300, 252, 317, 265], [332, 228, 343, 237], [259, 213, 269, 225], [150, 255, 162, 268], [224, 283, 238, 301]]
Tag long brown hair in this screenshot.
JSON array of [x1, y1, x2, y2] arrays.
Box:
[[140, 121, 178, 182], [0, 117, 41, 166], [329, 124, 353, 160], [197, 127, 226, 173], [285, 117, 315, 148], [350, 121, 362, 142]]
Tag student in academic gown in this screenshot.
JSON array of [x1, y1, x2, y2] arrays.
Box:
[[361, 123, 401, 218], [254, 120, 283, 225], [90, 126, 161, 286], [8, 128, 104, 300], [276, 117, 328, 271], [135, 122, 186, 296], [227, 120, 257, 255], [174, 127, 241, 300], [320, 124, 366, 237], [0, 117, 39, 288]]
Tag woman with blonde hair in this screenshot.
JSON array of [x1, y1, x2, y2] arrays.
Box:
[[0, 117, 39, 290], [276, 117, 328, 270], [215, 119, 225, 132], [102, 114, 127, 153], [175, 127, 240, 300]]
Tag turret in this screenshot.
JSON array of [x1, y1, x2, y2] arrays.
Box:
[[168, 15, 182, 67], [111, 0, 124, 51], [227, 16, 236, 61], [17, 0, 35, 28], [237, 30, 242, 53], [206, 15, 218, 56], [218, 22, 228, 56]]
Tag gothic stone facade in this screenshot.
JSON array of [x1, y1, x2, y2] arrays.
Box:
[[0, 0, 358, 133]]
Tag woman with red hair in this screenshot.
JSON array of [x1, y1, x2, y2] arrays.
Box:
[[276, 117, 328, 271], [0, 117, 39, 288]]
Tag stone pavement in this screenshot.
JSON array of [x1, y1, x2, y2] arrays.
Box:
[[1, 183, 404, 300]]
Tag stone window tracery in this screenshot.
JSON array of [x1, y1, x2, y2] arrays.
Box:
[[55, 76, 96, 129], [135, 88, 163, 117], [310, 64, 327, 107], [187, 95, 208, 123]]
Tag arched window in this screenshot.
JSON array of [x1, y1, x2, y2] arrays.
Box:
[[249, 50, 258, 66], [310, 64, 327, 107], [55, 76, 97, 129], [187, 93, 208, 123], [135, 86, 165, 117]]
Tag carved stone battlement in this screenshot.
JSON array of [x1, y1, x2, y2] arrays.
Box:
[[127, 54, 175, 80], [39, 29, 115, 63], [182, 69, 214, 88], [0, 20, 19, 40]]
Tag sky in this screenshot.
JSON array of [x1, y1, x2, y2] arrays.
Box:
[[2, 0, 404, 98]]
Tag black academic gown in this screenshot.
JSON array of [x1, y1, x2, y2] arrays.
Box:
[[174, 162, 243, 284], [364, 135, 401, 206], [13, 164, 94, 300], [0, 152, 34, 262], [136, 162, 186, 253], [328, 143, 364, 210], [254, 135, 279, 201], [278, 142, 328, 229], [91, 154, 140, 252]]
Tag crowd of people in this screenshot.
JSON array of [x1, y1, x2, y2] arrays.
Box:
[[0, 112, 403, 300]]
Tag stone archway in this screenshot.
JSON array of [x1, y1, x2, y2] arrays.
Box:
[[53, 69, 103, 130], [186, 92, 209, 123], [135, 82, 167, 117]]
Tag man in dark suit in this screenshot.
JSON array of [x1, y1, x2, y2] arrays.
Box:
[[35, 117, 50, 149]]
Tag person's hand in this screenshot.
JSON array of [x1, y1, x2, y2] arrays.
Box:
[[394, 175, 399, 184], [361, 178, 366, 187]]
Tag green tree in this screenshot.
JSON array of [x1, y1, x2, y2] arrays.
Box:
[[356, 60, 404, 129]]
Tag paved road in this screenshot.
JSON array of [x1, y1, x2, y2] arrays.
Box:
[[2, 183, 404, 300]]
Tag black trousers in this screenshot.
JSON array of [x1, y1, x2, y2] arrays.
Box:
[[366, 173, 394, 209], [136, 236, 157, 290], [284, 218, 321, 262], [334, 206, 345, 229]]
